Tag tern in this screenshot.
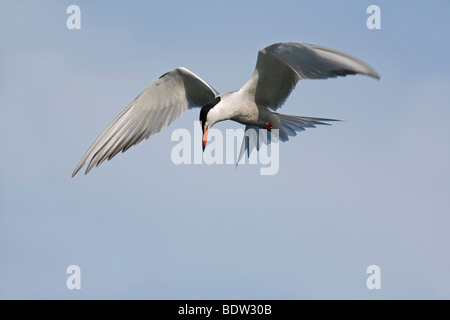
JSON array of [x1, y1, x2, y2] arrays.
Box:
[[72, 42, 379, 177]]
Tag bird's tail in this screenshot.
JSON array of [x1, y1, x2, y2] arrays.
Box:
[[273, 113, 339, 142], [236, 113, 339, 165]]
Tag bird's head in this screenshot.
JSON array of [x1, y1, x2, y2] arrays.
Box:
[[199, 96, 221, 151]]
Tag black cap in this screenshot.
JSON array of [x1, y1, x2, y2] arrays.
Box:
[[199, 96, 221, 131]]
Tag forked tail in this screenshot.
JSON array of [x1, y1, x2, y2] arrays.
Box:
[[274, 113, 339, 142]]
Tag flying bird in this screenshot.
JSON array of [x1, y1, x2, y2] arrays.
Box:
[[72, 42, 379, 176]]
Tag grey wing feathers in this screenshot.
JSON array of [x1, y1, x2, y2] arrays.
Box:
[[240, 42, 380, 111], [72, 67, 217, 176]]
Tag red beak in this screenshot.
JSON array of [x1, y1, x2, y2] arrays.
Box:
[[202, 126, 209, 151]]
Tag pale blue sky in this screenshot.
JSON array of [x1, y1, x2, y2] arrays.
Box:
[[1, 0, 449, 299]]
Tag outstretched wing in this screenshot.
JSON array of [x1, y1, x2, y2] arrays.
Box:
[[240, 42, 380, 110], [72, 67, 218, 176]]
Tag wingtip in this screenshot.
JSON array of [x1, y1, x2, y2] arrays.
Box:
[[366, 69, 380, 80], [71, 163, 91, 178], [71, 168, 80, 178]]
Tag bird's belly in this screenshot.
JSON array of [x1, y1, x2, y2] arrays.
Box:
[[231, 113, 258, 125], [230, 106, 271, 128], [229, 102, 266, 126]]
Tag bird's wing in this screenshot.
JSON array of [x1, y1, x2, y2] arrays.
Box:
[[240, 42, 380, 111], [72, 67, 218, 176]]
